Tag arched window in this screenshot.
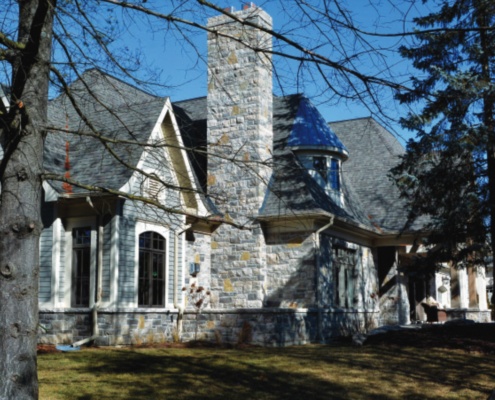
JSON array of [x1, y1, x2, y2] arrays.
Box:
[[138, 231, 166, 307]]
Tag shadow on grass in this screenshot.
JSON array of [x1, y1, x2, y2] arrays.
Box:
[[39, 342, 495, 400]]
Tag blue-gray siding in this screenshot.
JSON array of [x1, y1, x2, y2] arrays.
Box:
[[118, 213, 135, 306], [39, 203, 54, 303], [102, 216, 112, 302]]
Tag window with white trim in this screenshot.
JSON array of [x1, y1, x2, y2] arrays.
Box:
[[138, 231, 166, 307], [64, 218, 96, 308]]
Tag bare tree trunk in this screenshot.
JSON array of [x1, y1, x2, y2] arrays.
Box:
[[0, 1, 55, 398]]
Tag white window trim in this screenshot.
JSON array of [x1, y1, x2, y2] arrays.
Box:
[[181, 232, 186, 305], [134, 220, 170, 308], [48, 216, 63, 308], [64, 217, 97, 309], [332, 241, 359, 309], [458, 268, 469, 309], [107, 211, 120, 309]]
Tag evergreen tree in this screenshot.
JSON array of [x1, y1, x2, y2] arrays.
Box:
[[393, 0, 495, 268]]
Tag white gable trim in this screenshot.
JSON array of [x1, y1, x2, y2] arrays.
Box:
[[118, 100, 208, 217], [43, 180, 59, 202]]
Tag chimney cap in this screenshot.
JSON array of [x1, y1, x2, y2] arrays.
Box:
[[223, 3, 255, 13]]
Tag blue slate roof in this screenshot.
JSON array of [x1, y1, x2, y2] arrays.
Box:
[[287, 97, 348, 159]]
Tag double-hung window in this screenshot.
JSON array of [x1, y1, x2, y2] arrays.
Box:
[[333, 246, 357, 308]]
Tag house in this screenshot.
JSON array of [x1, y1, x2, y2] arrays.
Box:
[[37, 4, 490, 347]]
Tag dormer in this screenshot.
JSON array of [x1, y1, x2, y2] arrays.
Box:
[[287, 96, 348, 207]]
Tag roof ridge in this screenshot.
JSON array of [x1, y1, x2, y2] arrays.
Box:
[[329, 116, 372, 124], [365, 118, 404, 156], [173, 95, 207, 104], [49, 68, 162, 103], [84, 68, 163, 99]]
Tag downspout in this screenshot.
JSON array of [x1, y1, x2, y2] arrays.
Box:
[[174, 224, 192, 339], [315, 217, 334, 343]]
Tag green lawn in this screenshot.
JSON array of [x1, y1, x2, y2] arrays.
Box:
[[39, 344, 495, 399]]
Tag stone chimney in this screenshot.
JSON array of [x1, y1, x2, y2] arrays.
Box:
[[207, 4, 273, 308]]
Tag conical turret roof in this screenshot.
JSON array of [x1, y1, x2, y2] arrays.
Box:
[[287, 96, 348, 159]]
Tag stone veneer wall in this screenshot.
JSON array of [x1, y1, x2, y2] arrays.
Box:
[[38, 230, 382, 346], [206, 6, 273, 310], [38, 308, 380, 346], [264, 233, 317, 308], [185, 232, 212, 291]]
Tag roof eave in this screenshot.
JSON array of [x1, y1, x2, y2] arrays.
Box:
[[258, 209, 429, 246], [290, 145, 349, 160]]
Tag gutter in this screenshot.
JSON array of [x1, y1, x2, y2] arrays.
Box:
[[174, 224, 192, 339], [315, 217, 334, 343]]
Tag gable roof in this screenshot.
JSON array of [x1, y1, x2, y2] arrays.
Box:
[[45, 69, 165, 195], [172, 97, 208, 192]]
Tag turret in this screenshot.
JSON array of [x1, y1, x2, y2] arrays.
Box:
[[287, 97, 348, 206]]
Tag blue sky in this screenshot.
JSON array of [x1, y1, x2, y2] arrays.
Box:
[[86, 1, 432, 145]]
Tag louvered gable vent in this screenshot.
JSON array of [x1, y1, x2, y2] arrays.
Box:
[[144, 176, 163, 200]]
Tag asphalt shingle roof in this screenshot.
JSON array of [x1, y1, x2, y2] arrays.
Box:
[[46, 70, 420, 235], [329, 118, 421, 232], [45, 69, 165, 194]]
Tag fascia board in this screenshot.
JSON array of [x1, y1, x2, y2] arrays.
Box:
[[43, 180, 60, 202], [161, 98, 208, 216]]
